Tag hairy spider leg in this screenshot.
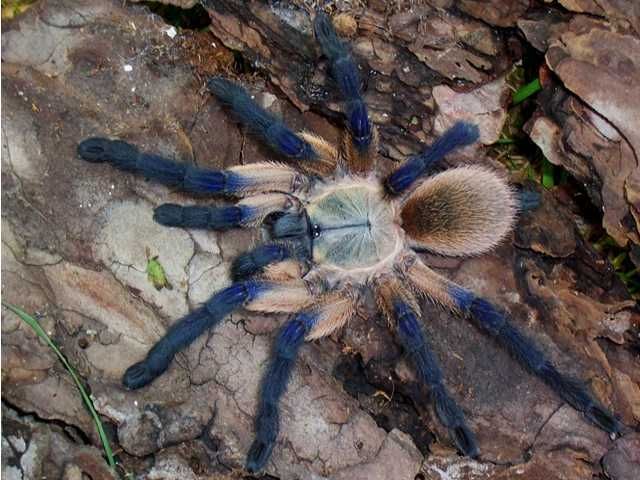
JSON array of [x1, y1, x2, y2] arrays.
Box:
[[244, 281, 314, 313], [232, 242, 307, 281], [246, 292, 356, 472], [208, 77, 316, 161], [405, 258, 621, 436], [153, 203, 255, 230], [376, 275, 478, 456], [458, 292, 621, 435], [154, 193, 297, 230], [246, 311, 315, 473], [78, 138, 307, 196], [313, 12, 374, 173], [385, 122, 480, 195], [392, 300, 479, 457], [123, 281, 270, 390]]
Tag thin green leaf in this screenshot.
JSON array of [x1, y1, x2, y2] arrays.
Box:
[[494, 136, 515, 145], [611, 252, 627, 270], [541, 158, 555, 189], [2, 303, 117, 472], [513, 78, 542, 105], [617, 267, 638, 282]]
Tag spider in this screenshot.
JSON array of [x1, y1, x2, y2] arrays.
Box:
[[77, 12, 619, 473]]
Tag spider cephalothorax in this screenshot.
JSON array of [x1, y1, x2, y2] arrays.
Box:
[[77, 12, 619, 473]]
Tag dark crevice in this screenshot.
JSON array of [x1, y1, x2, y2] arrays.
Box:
[[333, 353, 436, 456], [141, 1, 212, 30], [233, 51, 259, 75], [1, 398, 93, 447]]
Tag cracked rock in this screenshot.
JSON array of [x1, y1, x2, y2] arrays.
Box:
[[433, 76, 509, 145], [97, 199, 194, 319], [1, 404, 116, 480], [187, 251, 225, 307]]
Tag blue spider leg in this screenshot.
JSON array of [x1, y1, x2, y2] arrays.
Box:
[[516, 188, 542, 212], [246, 311, 317, 472], [154, 192, 298, 231], [153, 203, 256, 230], [123, 281, 270, 390], [313, 12, 372, 152], [449, 287, 622, 435], [385, 122, 480, 195], [208, 77, 317, 162], [78, 138, 264, 195], [392, 300, 479, 457], [230, 241, 312, 281]]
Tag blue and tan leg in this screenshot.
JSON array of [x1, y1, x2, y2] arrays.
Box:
[[154, 192, 300, 231], [404, 258, 621, 436], [313, 12, 376, 173], [78, 136, 309, 196], [385, 122, 480, 195], [208, 77, 338, 175], [123, 279, 317, 390], [376, 275, 479, 456], [246, 289, 357, 472]]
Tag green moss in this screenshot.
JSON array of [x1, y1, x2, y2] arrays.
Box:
[[1, 0, 37, 19]]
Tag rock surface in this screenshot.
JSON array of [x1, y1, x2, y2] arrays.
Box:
[[2, 1, 639, 479], [519, 9, 640, 258]]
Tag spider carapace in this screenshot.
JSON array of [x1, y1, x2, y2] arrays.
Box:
[[276, 180, 401, 273], [77, 11, 620, 474]]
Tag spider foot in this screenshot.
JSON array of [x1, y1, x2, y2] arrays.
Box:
[[452, 425, 479, 458], [586, 403, 622, 436], [433, 387, 479, 458], [246, 438, 275, 473], [247, 403, 279, 472], [153, 203, 189, 226], [77, 137, 138, 166], [122, 360, 164, 390]]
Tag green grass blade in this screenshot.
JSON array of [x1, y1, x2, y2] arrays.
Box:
[[494, 136, 515, 145], [513, 78, 542, 105], [2, 303, 117, 472], [541, 158, 555, 189]]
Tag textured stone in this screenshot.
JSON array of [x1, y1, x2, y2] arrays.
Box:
[[432, 77, 509, 145], [603, 434, 640, 480], [97, 199, 194, 319], [1, 404, 117, 480], [458, 0, 529, 27], [527, 95, 639, 249], [546, 21, 640, 157]]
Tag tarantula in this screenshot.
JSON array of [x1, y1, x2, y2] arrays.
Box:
[[77, 13, 619, 473]]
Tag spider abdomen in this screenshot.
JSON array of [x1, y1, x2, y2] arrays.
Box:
[[401, 166, 517, 256], [307, 182, 402, 273]]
